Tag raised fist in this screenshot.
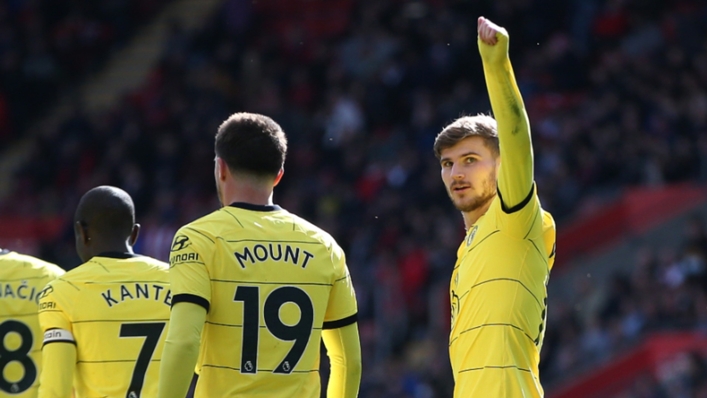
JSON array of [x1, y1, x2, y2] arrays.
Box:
[[477, 16, 509, 65]]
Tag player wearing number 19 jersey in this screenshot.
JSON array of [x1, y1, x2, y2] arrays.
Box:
[[434, 18, 556, 397], [158, 113, 361, 398], [167, 202, 358, 397], [37, 186, 170, 398], [0, 250, 64, 397]]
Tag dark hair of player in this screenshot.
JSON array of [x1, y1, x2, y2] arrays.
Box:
[[215, 112, 288, 179], [433, 114, 500, 159]]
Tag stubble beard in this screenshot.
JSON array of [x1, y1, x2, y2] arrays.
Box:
[[449, 173, 497, 213]]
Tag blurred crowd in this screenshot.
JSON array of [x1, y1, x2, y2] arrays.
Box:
[[544, 214, 707, 397], [613, 350, 707, 398], [2, 0, 707, 396], [0, 0, 172, 142]]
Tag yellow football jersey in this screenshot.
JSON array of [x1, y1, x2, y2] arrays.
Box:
[[449, 187, 556, 398], [0, 250, 64, 398], [37, 253, 170, 398], [169, 203, 358, 398]]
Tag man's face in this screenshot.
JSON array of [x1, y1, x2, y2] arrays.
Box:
[[439, 136, 498, 213]]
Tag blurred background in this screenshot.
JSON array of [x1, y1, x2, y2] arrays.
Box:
[[1, 0, 707, 396]]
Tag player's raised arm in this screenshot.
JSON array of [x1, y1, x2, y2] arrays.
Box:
[[478, 17, 534, 209]]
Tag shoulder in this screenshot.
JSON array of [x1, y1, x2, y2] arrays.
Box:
[[542, 210, 556, 231], [43, 262, 66, 279], [136, 255, 170, 274], [483, 195, 504, 222], [138, 256, 169, 281], [489, 184, 544, 224], [175, 210, 224, 244], [137, 255, 169, 269], [3, 252, 64, 276], [52, 260, 104, 286], [185, 209, 223, 227], [39, 274, 73, 303], [288, 211, 342, 253]]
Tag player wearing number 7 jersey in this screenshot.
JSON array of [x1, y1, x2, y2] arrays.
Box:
[[0, 250, 64, 397], [157, 113, 362, 398], [37, 186, 171, 398]]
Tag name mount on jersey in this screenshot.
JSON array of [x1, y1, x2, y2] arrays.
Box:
[[234, 243, 315, 269]]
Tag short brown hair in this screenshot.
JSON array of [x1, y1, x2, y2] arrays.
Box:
[[433, 114, 499, 159], [215, 113, 288, 178]]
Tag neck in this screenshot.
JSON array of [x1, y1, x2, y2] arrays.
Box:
[[221, 178, 274, 207], [462, 198, 494, 230], [89, 241, 134, 259]]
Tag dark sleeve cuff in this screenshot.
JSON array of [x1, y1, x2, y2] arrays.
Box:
[[322, 313, 358, 330], [172, 293, 210, 313], [43, 340, 77, 347], [497, 183, 535, 214]]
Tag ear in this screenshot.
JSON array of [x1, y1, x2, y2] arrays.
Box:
[[75, 221, 89, 244], [216, 157, 230, 182], [273, 168, 284, 187], [128, 224, 140, 247]]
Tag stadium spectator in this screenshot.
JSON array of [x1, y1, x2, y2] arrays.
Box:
[[0, 0, 173, 137]]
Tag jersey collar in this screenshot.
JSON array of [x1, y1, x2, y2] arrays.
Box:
[[95, 252, 140, 259], [229, 202, 282, 212]]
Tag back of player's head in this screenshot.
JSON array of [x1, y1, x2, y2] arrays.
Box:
[[74, 186, 135, 241], [215, 113, 288, 179], [433, 114, 499, 159]]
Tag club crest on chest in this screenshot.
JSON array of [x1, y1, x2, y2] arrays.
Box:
[[466, 225, 478, 247]]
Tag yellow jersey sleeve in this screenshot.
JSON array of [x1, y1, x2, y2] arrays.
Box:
[[37, 340, 76, 398], [157, 302, 206, 398], [46, 263, 66, 282], [37, 282, 73, 338], [543, 211, 557, 271], [478, 33, 534, 214], [37, 281, 77, 398], [169, 227, 213, 311], [479, 32, 543, 239], [490, 184, 543, 240], [323, 245, 357, 327], [321, 323, 362, 398]]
